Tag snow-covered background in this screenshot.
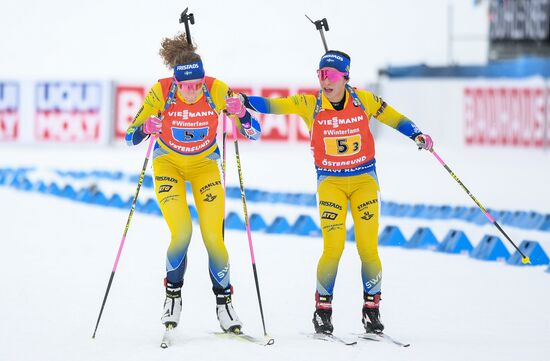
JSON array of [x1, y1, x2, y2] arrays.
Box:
[[1, 140, 549, 361]]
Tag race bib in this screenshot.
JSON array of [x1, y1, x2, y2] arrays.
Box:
[[323, 134, 362, 156], [172, 127, 209, 142]]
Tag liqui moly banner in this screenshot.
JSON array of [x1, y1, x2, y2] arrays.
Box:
[[114, 83, 315, 142], [34, 81, 111, 143], [464, 81, 549, 147], [0, 82, 20, 141]]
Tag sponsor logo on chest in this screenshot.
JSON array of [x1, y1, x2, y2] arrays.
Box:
[[317, 114, 364, 128], [167, 109, 216, 120]]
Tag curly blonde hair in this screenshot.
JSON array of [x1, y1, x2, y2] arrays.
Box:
[[159, 32, 201, 68]]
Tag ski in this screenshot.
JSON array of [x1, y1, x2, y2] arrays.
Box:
[[160, 324, 175, 349], [161, 327, 274, 348], [356, 332, 410, 348], [212, 331, 275, 346], [308, 332, 357, 346]]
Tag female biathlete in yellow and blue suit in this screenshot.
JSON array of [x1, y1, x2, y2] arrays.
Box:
[[125, 33, 260, 334], [232, 50, 433, 335]]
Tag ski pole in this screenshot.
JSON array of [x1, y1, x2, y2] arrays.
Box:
[[430, 149, 530, 264], [222, 107, 227, 239], [94, 8, 195, 339], [225, 112, 269, 336], [305, 15, 329, 52], [92, 135, 158, 338], [93, 82, 178, 338]]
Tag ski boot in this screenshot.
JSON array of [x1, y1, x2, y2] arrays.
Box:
[[312, 292, 334, 334], [214, 287, 243, 333], [161, 280, 183, 328], [362, 293, 384, 333]]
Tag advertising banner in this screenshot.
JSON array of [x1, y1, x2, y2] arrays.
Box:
[[0, 82, 20, 141], [1, 80, 112, 144], [113, 83, 317, 143], [379, 77, 549, 148], [11, 78, 550, 148], [114, 85, 147, 140], [34, 81, 111, 143], [464, 81, 548, 147]]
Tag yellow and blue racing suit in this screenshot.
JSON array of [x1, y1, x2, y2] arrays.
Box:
[[244, 87, 422, 297], [126, 76, 260, 292]]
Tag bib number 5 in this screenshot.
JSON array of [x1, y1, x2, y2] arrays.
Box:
[[172, 127, 209, 143]]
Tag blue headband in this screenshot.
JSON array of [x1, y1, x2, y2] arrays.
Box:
[[173, 60, 205, 81], [319, 52, 350, 74]]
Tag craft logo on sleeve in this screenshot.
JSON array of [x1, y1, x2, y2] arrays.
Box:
[[35, 82, 102, 142], [0, 82, 19, 141]]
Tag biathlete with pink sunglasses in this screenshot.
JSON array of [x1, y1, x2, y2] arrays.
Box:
[[125, 33, 260, 334], [231, 50, 433, 335]]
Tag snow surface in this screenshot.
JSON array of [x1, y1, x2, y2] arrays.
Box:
[[1, 140, 550, 361]]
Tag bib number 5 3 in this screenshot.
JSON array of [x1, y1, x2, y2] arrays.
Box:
[[325, 135, 361, 156]]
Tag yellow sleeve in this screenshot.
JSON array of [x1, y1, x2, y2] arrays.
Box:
[[209, 78, 230, 113], [356, 89, 421, 138], [356, 89, 407, 128], [128, 82, 165, 129], [125, 82, 167, 145]]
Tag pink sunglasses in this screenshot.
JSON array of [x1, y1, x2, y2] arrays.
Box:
[[173, 76, 205, 91], [317, 69, 348, 82]]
